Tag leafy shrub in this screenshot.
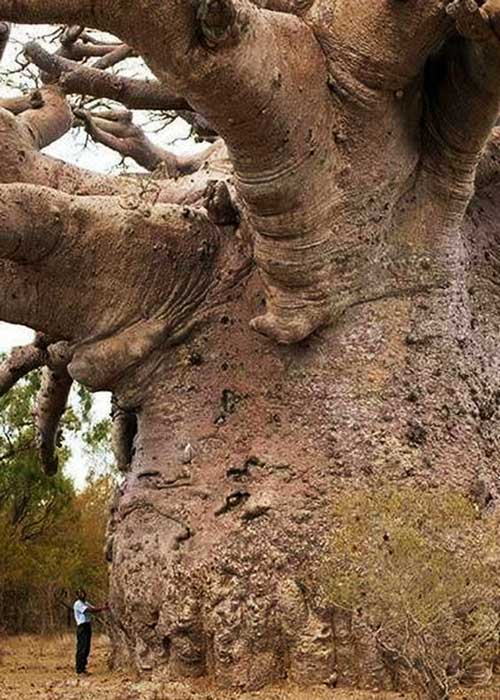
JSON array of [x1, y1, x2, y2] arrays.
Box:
[[323, 487, 500, 700]]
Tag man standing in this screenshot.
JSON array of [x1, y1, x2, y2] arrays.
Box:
[[73, 588, 108, 675]]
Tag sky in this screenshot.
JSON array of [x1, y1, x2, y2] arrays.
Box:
[[1, 24, 202, 488]]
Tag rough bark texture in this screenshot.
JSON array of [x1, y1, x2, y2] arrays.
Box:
[[1, 0, 500, 693]]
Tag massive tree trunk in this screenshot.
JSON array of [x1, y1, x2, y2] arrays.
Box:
[[104, 186, 500, 690], [1, 0, 500, 692]]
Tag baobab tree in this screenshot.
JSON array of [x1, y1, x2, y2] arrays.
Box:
[[0, 0, 500, 693]]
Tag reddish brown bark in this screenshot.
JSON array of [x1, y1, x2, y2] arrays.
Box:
[[1, 0, 500, 693]]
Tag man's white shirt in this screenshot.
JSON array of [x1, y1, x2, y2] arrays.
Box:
[[74, 600, 92, 626]]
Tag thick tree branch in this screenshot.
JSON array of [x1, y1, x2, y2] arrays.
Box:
[[24, 42, 191, 112], [0, 105, 138, 194], [17, 85, 72, 150], [0, 182, 244, 388], [76, 107, 176, 172], [0, 91, 44, 115], [3, 0, 455, 345], [0, 87, 72, 180], [0, 103, 226, 205], [77, 107, 222, 175], [61, 40, 129, 61], [0, 336, 75, 482], [34, 365, 73, 475], [116, 0, 349, 342], [0, 103, 144, 193], [25, 42, 219, 139], [44, 0, 341, 343], [0, 336, 49, 397], [182, 3, 342, 342], [91, 43, 134, 70]]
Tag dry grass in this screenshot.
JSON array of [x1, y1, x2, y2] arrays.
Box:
[[0, 634, 499, 700]]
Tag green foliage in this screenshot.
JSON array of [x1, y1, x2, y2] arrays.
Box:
[[0, 365, 114, 634], [0, 370, 74, 546], [323, 487, 500, 700]]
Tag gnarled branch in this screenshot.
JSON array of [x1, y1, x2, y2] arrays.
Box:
[[60, 40, 129, 62], [92, 43, 134, 71], [77, 107, 222, 175], [24, 42, 191, 112], [0, 103, 224, 204], [34, 365, 73, 475], [76, 107, 176, 172], [0, 181, 242, 387], [0, 335, 49, 397]]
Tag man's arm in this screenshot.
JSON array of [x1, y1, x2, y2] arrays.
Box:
[[85, 603, 109, 614]]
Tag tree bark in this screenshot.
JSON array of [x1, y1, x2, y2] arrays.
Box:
[[1, 0, 500, 693], [104, 173, 500, 688]]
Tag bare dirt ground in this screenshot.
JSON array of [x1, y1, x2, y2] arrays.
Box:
[[0, 634, 499, 700]]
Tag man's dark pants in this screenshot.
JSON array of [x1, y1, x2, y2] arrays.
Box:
[[76, 622, 92, 674]]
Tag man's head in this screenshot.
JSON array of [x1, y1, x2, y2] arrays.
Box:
[[76, 588, 86, 601]]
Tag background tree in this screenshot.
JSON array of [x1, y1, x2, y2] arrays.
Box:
[[322, 487, 500, 700], [0, 361, 112, 634], [0, 0, 500, 693]]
